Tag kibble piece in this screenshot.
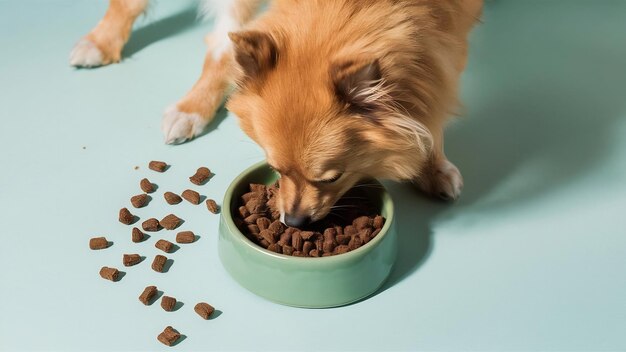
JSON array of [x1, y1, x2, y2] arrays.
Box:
[[176, 231, 195, 244], [155, 239, 174, 253], [310, 249, 321, 257], [89, 237, 109, 250], [348, 236, 364, 251], [161, 296, 177, 312], [142, 218, 160, 232], [139, 285, 157, 305], [256, 217, 271, 231], [259, 239, 271, 248], [250, 184, 266, 193], [243, 214, 261, 224], [132, 227, 146, 242], [206, 199, 219, 214], [245, 198, 266, 214], [292, 232, 303, 251], [282, 245, 294, 256], [303, 241, 313, 256], [267, 243, 282, 253], [300, 231, 315, 240], [359, 228, 373, 244], [373, 215, 385, 229], [149, 161, 167, 172], [241, 192, 258, 203], [260, 230, 276, 244], [164, 192, 182, 205], [130, 194, 149, 208], [160, 214, 182, 230], [140, 178, 155, 193], [123, 254, 142, 267], [246, 224, 260, 235], [271, 210, 280, 221], [99, 266, 119, 281], [268, 220, 285, 234], [334, 245, 350, 255], [353, 215, 373, 230], [194, 302, 215, 320], [238, 205, 250, 218], [278, 231, 292, 246], [157, 326, 181, 347], [344, 225, 358, 236], [181, 189, 200, 204], [152, 254, 168, 272], [190, 167, 211, 185], [336, 234, 351, 245], [118, 207, 135, 225]]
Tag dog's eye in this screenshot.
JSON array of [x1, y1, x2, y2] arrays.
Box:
[[319, 173, 343, 184]]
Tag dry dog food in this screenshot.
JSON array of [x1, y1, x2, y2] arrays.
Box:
[[181, 189, 200, 205], [176, 231, 195, 244], [155, 239, 174, 253], [164, 192, 182, 205], [149, 161, 167, 172], [152, 255, 168, 272], [194, 302, 215, 320], [189, 167, 211, 185], [160, 214, 182, 230], [89, 237, 109, 250], [99, 266, 119, 281], [157, 326, 181, 346], [140, 178, 155, 193], [161, 296, 177, 312], [139, 285, 157, 305], [206, 199, 219, 214], [131, 227, 146, 242], [142, 218, 160, 232], [234, 183, 385, 257], [130, 194, 149, 208], [119, 207, 136, 225], [123, 254, 142, 267]]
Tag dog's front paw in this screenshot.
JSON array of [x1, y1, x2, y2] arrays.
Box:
[[162, 106, 209, 145], [69, 39, 105, 67], [416, 159, 464, 201]]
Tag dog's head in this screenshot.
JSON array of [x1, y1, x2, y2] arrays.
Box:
[[226, 31, 431, 227]]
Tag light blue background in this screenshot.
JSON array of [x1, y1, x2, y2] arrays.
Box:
[[1, 1, 625, 351]]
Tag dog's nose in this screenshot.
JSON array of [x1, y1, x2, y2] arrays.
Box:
[[284, 214, 311, 228]]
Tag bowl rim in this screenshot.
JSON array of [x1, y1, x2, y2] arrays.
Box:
[[222, 160, 395, 264]]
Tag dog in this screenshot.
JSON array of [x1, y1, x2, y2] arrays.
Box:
[[70, 0, 483, 227]]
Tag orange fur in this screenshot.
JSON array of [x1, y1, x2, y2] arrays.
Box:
[[227, 0, 482, 223]]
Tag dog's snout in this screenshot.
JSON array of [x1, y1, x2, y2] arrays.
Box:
[[284, 214, 311, 228]]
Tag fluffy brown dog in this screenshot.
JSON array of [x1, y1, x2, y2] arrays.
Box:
[[71, 0, 482, 227]]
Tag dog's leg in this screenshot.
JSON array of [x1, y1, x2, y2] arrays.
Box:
[[70, 0, 149, 67], [162, 0, 262, 144], [414, 128, 464, 201]]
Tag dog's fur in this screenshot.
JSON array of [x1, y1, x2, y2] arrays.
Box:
[[70, 0, 482, 226]]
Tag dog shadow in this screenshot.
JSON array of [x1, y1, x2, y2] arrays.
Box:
[[122, 6, 200, 59], [378, 6, 626, 292]]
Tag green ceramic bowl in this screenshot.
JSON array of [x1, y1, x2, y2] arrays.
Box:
[[218, 161, 397, 308]]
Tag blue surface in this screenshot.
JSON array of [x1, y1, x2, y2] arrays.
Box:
[[0, 1, 625, 350]]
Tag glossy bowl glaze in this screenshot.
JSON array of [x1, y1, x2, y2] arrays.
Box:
[[218, 161, 397, 308]]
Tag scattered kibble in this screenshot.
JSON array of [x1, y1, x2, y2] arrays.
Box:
[[206, 199, 219, 214], [139, 285, 157, 305], [160, 214, 182, 230], [194, 302, 215, 320], [140, 178, 155, 193], [181, 189, 200, 205], [176, 231, 195, 244], [189, 167, 211, 185], [123, 254, 142, 267], [157, 326, 181, 346], [161, 296, 177, 312], [164, 192, 182, 205], [119, 207, 136, 225], [130, 194, 149, 208], [151, 255, 167, 272], [89, 237, 109, 250], [149, 161, 167, 172], [132, 227, 146, 242], [99, 266, 119, 281], [155, 239, 174, 253], [142, 218, 160, 232]]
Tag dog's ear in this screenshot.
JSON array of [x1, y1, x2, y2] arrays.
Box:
[[331, 59, 383, 112], [229, 31, 277, 80]]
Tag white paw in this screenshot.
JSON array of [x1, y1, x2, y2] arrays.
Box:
[[433, 159, 463, 201], [69, 39, 103, 67], [161, 106, 208, 144]]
